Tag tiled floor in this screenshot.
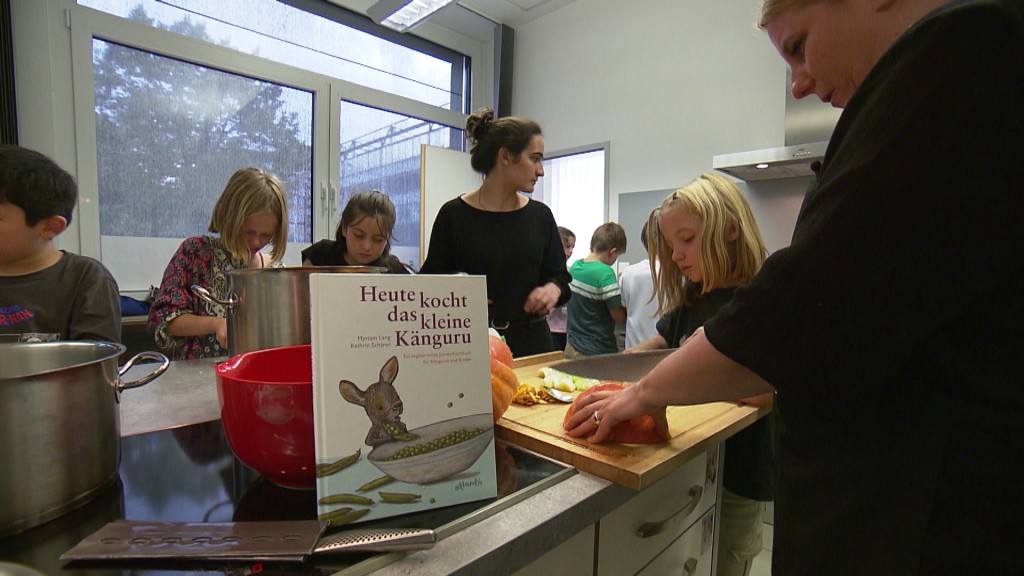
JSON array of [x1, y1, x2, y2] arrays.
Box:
[[749, 522, 773, 576]]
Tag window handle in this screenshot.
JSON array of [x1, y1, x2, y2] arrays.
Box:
[[329, 183, 339, 228]]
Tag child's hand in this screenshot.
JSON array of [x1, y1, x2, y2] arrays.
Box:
[[215, 317, 228, 349]]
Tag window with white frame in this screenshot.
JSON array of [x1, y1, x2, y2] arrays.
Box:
[[338, 102, 463, 270], [78, 0, 467, 110], [42, 0, 470, 292], [92, 38, 316, 289]]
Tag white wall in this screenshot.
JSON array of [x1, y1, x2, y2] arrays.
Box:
[[741, 178, 810, 254], [508, 0, 792, 224]]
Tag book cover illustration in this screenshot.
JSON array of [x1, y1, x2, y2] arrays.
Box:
[[309, 273, 496, 526]]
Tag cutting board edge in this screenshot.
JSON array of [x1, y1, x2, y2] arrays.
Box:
[[497, 402, 769, 490], [495, 421, 646, 490]]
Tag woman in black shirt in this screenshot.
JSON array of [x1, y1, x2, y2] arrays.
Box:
[[566, 1, 1024, 574], [420, 108, 570, 357]]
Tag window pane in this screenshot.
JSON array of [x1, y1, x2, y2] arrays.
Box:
[[93, 39, 313, 288], [339, 101, 463, 270], [79, 0, 464, 109], [533, 149, 606, 264]]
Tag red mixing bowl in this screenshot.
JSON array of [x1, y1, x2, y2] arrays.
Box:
[[215, 344, 315, 489]]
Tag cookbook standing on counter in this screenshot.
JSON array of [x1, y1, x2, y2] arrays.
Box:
[[420, 108, 570, 358], [567, 0, 1024, 574]]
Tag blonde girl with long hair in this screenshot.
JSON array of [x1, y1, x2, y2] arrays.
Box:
[[626, 173, 773, 576], [149, 167, 288, 360]]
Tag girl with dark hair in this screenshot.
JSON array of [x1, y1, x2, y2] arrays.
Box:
[[301, 190, 411, 273], [420, 108, 570, 357]]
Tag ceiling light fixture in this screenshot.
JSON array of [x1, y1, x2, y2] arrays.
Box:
[[367, 0, 458, 33]]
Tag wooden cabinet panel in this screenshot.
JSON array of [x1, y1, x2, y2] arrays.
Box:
[[597, 446, 719, 576]]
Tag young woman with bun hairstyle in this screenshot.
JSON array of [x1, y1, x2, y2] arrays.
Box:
[[420, 108, 570, 357], [301, 189, 411, 273]]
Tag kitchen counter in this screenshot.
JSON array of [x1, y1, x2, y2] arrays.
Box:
[[115, 356, 637, 575], [119, 356, 224, 437], [7, 355, 766, 575]]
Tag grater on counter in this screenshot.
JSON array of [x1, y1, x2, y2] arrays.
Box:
[[61, 520, 436, 563]]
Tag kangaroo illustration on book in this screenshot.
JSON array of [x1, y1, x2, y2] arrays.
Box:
[[339, 356, 416, 447]]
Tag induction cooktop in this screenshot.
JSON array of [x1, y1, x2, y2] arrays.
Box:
[[0, 420, 573, 575]]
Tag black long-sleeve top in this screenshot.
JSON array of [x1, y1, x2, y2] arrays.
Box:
[[704, 1, 1024, 573], [420, 196, 571, 330]]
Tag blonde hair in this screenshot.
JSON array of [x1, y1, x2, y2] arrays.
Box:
[[650, 173, 768, 314], [208, 167, 289, 263], [759, 0, 807, 28]]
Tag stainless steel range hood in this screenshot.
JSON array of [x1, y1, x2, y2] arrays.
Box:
[[713, 141, 826, 181], [714, 73, 840, 181]]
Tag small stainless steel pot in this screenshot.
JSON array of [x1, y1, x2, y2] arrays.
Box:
[[0, 342, 168, 537], [192, 266, 384, 357]]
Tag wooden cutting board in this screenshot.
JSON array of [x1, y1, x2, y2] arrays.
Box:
[[495, 352, 771, 490]]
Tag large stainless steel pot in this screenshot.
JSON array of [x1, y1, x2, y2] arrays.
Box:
[[192, 266, 384, 357], [0, 342, 168, 537]]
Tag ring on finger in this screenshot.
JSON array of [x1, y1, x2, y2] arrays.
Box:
[[592, 410, 601, 426]]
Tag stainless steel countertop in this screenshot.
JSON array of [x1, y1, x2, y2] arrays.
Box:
[[119, 357, 223, 437]]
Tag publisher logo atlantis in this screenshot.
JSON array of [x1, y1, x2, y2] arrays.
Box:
[[454, 477, 483, 491]]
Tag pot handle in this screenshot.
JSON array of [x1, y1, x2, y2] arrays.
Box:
[[116, 351, 170, 399], [192, 285, 238, 309]]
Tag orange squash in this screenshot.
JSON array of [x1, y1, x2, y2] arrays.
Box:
[[490, 357, 519, 422], [562, 383, 670, 444], [488, 335, 514, 368]]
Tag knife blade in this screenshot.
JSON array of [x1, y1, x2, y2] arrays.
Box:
[[550, 349, 675, 382]]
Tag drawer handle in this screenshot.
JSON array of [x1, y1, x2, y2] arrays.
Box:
[[682, 557, 698, 575], [635, 484, 703, 538]]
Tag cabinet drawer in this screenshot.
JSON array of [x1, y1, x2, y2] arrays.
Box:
[[637, 508, 715, 576], [597, 446, 719, 576]]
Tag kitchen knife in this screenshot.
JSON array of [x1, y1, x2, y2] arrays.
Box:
[[550, 349, 675, 382]]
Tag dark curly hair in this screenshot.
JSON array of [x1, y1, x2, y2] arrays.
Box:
[[465, 107, 543, 175]]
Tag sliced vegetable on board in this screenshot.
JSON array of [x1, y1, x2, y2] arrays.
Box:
[[538, 367, 600, 392]]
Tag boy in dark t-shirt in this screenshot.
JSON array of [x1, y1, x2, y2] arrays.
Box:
[[0, 145, 120, 343]]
